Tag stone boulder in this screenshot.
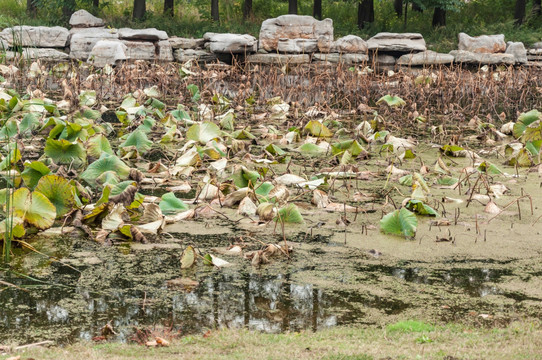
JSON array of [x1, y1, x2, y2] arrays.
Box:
[[458, 33, 506, 53], [333, 35, 367, 53], [277, 38, 318, 53], [70, 28, 119, 60], [0, 26, 69, 48], [397, 50, 454, 66], [259, 15, 333, 52], [367, 33, 426, 53], [505, 41, 527, 64], [4, 48, 69, 61], [118, 28, 168, 41], [246, 53, 310, 65], [450, 50, 515, 65], [69, 9, 105, 28], [175, 49, 217, 63], [204, 33, 257, 54], [158, 40, 174, 61], [313, 53, 368, 65], [88, 40, 127, 67], [122, 40, 155, 60], [169, 37, 205, 49]]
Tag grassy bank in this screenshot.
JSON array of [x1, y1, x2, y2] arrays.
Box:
[[2, 320, 542, 360]]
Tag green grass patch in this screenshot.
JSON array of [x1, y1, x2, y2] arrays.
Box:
[[386, 320, 435, 334]]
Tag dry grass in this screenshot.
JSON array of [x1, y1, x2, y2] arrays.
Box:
[[2, 320, 542, 360]]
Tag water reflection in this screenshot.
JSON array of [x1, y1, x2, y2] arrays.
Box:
[[0, 252, 359, 344]]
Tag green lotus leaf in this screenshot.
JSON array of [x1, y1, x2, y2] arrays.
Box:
[[21, 161, 51, 189], [0, 148, 21, 171], [0, 217, 25, 239], [513, 110, 541, 139], [331, 140, 366, 157], [380, 208, 417, 238], [35, 175, 76, 217], [377, 95, 406, 107], [159, 192, 189, 215], [44, 138, 86, 167], [160, 125, 177, 144], [274, 204, 304, 224], [120, 130, 152, 154], [87, 134, 113, 158], [12, 187, 56, 230], [265, 144, 286, 156], [19, 113, 40, 136], [304, 120, 333, 138], [232, 166, 262, 188], [0, 119, 18, 138], [80, 153, 131, 187], [181, 245, 196, 269], [187, 122, 221, 144], [297, 143, 326, 156], [405, 199, 438, 217]]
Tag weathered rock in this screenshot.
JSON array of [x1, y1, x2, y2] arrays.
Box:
[[69, 9, 105, 28], [259, 15, 333, 52], [458, 33, 506, 53], [157, 40, 174, 61], [122, 40, 155, 60], [317, 36, 333, 53], [532, 41, 542, 49], [0, 37, 8, 50], [397, 50, 454, 66], [205, 33, 257, 54], [69, 28, 119, 60], [333, 35, 367, 53], [118, 28, 168, 41], [169, 37, 205, 49], [370, 53, 396, 66], [88, 40, 127, 67], [277, 38, 318, 53], [0, 26, 69, 48], [174, 49, 217, 63], [4, 48, 69, 61], [450, 50, 515, 65], [246, 53, 310, 65], [367, 32, 426, 53], [505, 41, 527, 64], [313, 53, 369, 64]]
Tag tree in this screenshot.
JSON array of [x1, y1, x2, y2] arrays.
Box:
[[534, 0, 542, 16], [357, 0, 374, 29], [313, 0, 322, 19], [243, 0, 252, 19], [289, 0, 298, 14], [432, 6, 446, 27], [62, 0, 76, 19], [211, 0, 219, 20], [164, 0, 174, 16], [27, 0, 37, 17], [394, 0, 402, 16], [93, 0, 99, 8], [514, 0, 526, 24], [133, 0, 146, 19]]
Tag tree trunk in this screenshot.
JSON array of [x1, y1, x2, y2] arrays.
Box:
[[357, 0, 374, 29], [93, 0, 99, 8], [27, 0, 37, 17], [133, 0, 146, 19], [533, 0, 541, 16], [412, 2, 422, 12], [514, 0, 526, 25], [288, 0, 297, 14], [313, 0, 322, 19], [211, 0, 219, 20], [243, 0, 252, 19], [394, 0, 402, 16], [62, 0, 76, 19], [164, 0, 174, 16], [432, 7, 446, 27]]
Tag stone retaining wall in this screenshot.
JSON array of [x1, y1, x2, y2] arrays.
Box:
[[0, 9, 533, 68]]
